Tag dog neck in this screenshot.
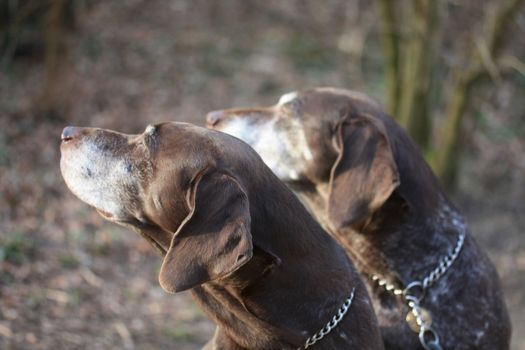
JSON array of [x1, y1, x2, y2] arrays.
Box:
[[366, 127, 467, 285], [294, 178, 464, 291], [361, 192, 464, 284], [189, 254, 304, 349], [189, 179, 361, 349]]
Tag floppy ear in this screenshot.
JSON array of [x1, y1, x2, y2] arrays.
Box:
[[327, 114, 400, 230], [159, 171, 253, 293]]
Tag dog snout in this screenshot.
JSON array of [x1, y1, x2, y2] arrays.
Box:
[[61, 126, 83, 142], [206, 111, 226, 127]]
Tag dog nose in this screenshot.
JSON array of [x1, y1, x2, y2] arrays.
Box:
[[61, 126, 82, 142], [206, 111, 225, 127]]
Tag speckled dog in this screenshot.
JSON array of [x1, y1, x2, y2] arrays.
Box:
[[207, 87, 511, 350]]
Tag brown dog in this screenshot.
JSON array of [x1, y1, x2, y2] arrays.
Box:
[[60, 122, 384, 350], [207, 87, 511, 350]]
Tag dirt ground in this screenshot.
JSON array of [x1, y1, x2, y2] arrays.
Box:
[[1, 1, 524, 349]]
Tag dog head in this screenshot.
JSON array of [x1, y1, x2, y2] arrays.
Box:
[[60, 122, 254, 293], [207, 87, 400, 230]]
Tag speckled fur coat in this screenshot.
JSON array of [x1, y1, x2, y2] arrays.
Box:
[[208, 87, 512, 349]]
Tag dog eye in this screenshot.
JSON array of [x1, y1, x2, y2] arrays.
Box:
[[124, 163, 133, 173], [286, 98, 302, 113]]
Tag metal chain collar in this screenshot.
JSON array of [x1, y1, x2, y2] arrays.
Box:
[[297, 287, 356, 350], [371, 230, 466, 350]]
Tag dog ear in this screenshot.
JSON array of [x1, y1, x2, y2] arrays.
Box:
[[159, 171, 253, 293], [327, 114, 400, 230]]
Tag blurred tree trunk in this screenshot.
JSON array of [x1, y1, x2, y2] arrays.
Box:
[[435, 0, 524, 187], [378, 0, 399, 117], [435, 70, 483, 186], [378, 0, 438, 152], [1, 0, 49, 67], [397, 0, 438, 152], [33, 0, 75, 118], [378, 0, 524, 189], [1, 0, 78, 117]]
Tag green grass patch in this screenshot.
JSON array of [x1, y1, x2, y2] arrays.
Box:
[[0, 232, 35, 264], [164, 325, 193, 341], [60, 254, 80, 269]]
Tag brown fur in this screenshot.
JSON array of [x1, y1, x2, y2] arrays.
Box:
[[60, 122, 384, 350]]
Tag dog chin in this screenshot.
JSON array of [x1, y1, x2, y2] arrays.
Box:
[[96, 208, 115, 219], [61, 166, 122, 219]]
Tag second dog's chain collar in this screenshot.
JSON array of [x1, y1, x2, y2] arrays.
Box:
[[371, 230, 466, 350]]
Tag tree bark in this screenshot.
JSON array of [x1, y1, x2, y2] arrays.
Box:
[[398, 0, 439, 152], [378, 0, 400, 117]]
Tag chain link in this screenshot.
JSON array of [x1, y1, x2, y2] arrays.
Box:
[[407, 298, 442, 350], [371, 230, 466, 350], [298, 288, 356, 350], [296, 231, 465, 349], [371, 274, 404, 296], [422, 231, 465, 289]]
